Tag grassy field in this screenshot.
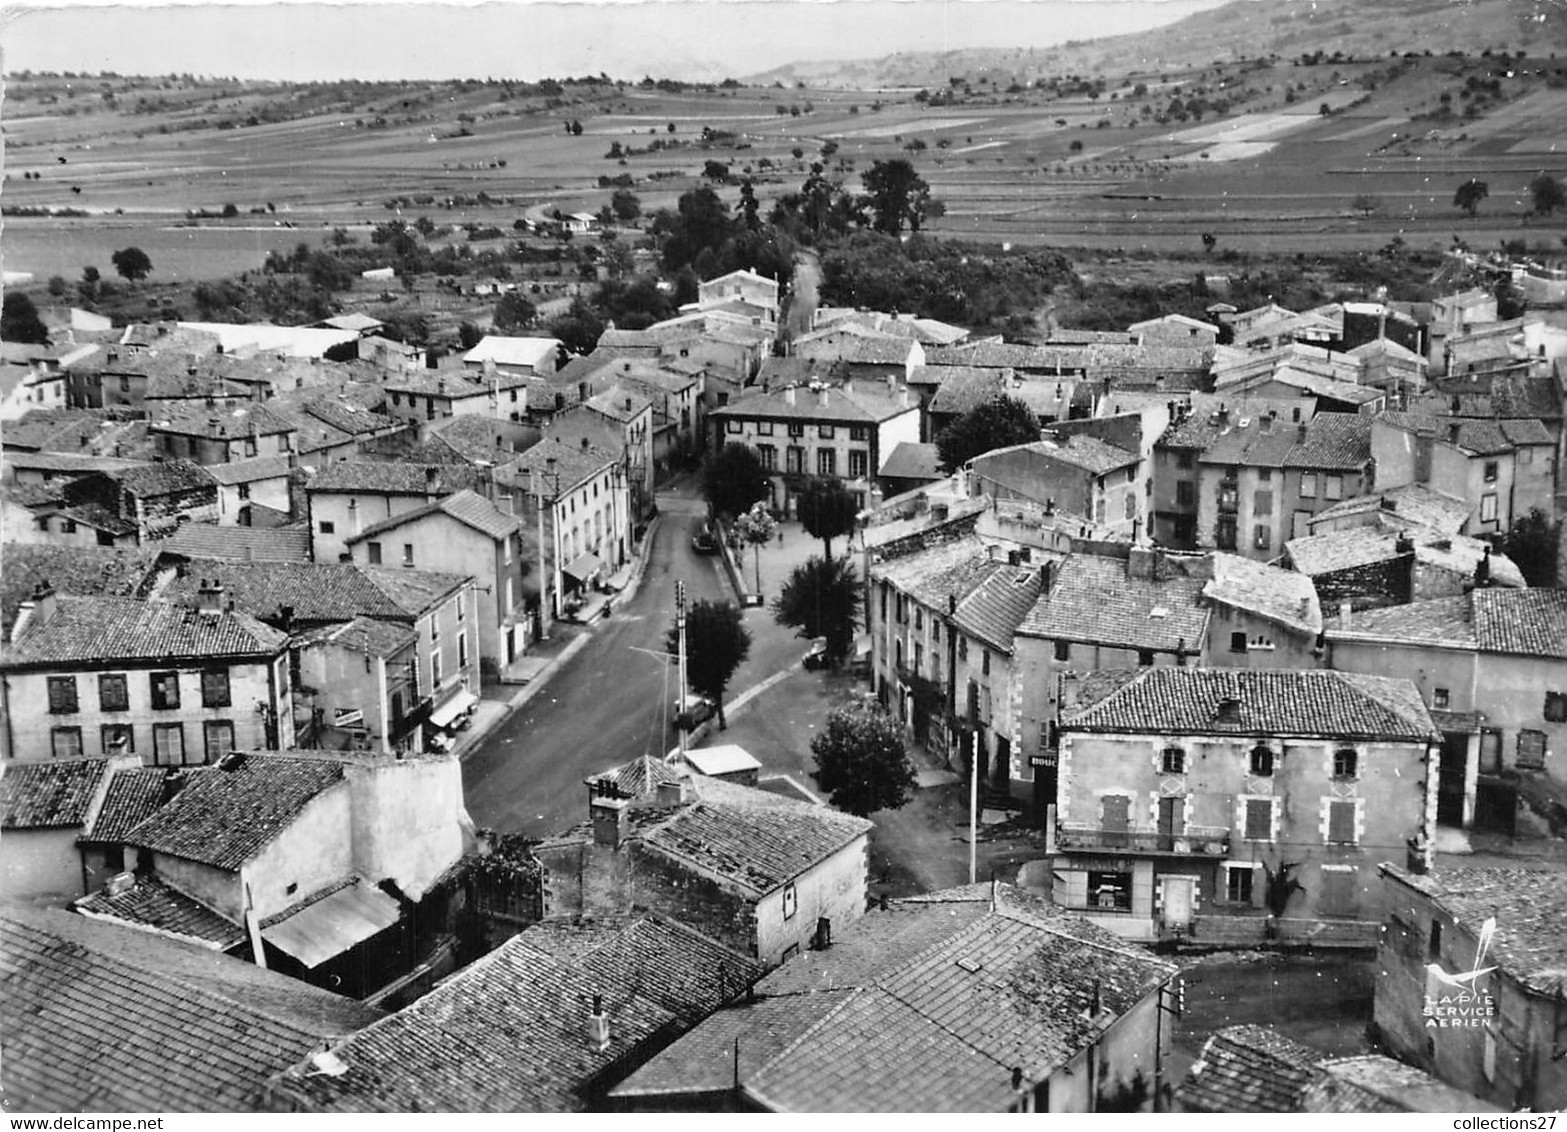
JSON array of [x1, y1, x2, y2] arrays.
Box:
[[5, 52, 1565, 286]]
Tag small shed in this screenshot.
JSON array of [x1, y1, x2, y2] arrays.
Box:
[[682, 744, 761, 786]]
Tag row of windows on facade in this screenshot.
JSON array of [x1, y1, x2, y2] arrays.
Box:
[[1176, 459, 1348, 501], [1081, 860, 1357, 911], [1096, 792, 1361, 845], [727, 421, 871, 441], [746, 443, 869, 478], [49, 718, 236, 765], [1151, 744, 1360, 779], [885, 593, 996, 673], [47, 670, 233, 714]]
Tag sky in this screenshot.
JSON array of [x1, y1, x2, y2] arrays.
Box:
[[0, 0, 1232, 83]]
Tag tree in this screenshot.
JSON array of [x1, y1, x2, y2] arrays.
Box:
[[493, 291, 537, 333], [731, 500, 777, 594], [702, 443, 771, 520], [569, 119, 583, 136], [810, 698, 917, 817], [1, 293, 50, 344], [546, 296, 605, 355], [46, 275, 68, 298], [861, 158, 930, 236], [772, 554, 863, 663], [1502, 507, 1558, 587], [1350, 193, 1383, 218], [737, 179, 761, 231], [78, 265, 102, 306], [666, 599, 751, 728], [1529, 172, 1566, 217], [934, 394, 1041, 472], [1454, 178, 1489, 217], [796, 477, 858, 560], [457, 321, 484, 350], [610, 189, 641, 221], [110, 246, 153, 281]]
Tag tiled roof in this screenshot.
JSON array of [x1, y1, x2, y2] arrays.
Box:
[[2, 596, 286, 667], [756, 357, 848, 387], [585, 753, 686, 798], [953, 562, 1046, 654], [795, 329, 917, 366], [1062, 667, 1437, 739], [160, 522, 313, 563], [878, 441, 943, 481], [0, 905, 379, 1113], [711, 383, 915, 424], [1308, 483, 1471, 536], [1328, 589, 1567, 658], [265, 914, 760, 1112], [0, 544, 161, 634], [1020, 553, 1210, 652], [1286, 526, 1523, 588], [1175, 1024, 1328, 1113], [581, 383, 653, 422], [628, 884, 1176, 1112], [291, 616, 418, 659], [1384, 864, 1567, 996], [160, 561, 462, 623], [929, 340, 1210, 374], [113, 459, 218, 497], [123, 754, 345, 871], [1203, 553, 1321, 635], [203, 454, 293, 485], [383, 368, 528, 397], [74, 875, 247, 951], [1377, 412, 1533, 456], [148, 401, 297, 439], [347, 489, 520, 544], [504, 437, 618, 494], [81, 767, 167, 843], [305, 462, 484, 495], [1426, 372, 1561, 419], [640, 798, 872, 898], [55, 503, 139, 536], [1302, 1055, 1502, 1113], [358, 566, 469, 616], [0, 758, 111, 830]]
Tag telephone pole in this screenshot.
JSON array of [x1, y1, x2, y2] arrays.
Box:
[[675, 579, 689, 761]]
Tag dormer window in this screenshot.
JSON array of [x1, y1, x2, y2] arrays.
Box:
[[1250, 745, 1275, 777]]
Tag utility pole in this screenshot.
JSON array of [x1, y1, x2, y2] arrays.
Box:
[[969, 734, 978, 885], [675, 579, 689, 760], [532, 467, 551, 642]]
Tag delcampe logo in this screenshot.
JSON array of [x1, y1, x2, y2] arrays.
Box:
[[1424, 915, 1498, 1029]]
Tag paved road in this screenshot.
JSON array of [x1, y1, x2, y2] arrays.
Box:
[[462, 487, 810, 837]]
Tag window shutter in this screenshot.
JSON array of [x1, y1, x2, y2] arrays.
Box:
[[1328, 800, 1356, 844], [1245, 798, 1271, 840]]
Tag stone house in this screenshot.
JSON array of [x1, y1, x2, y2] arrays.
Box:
[[0, 754, 136, 901], [1053, 666, 1438, 945]]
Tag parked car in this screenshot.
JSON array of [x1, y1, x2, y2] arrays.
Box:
[[672, 693, 716, 731], [691, 524, 719, 555], [802, 637, 830, 670]]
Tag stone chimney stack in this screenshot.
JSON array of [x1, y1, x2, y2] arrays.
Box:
[[587, 994, 611, 1051], [196, 578, 225, 616], [1338, 599, 1352, 629], [590, 794, 630, 849], [31, 580, 58, 627], [424, 465, 440, 503]]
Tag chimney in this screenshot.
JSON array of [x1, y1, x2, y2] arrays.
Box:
[[425, 465, 440, 502], [1041, 560, 1055, 593], [818, 386, 829, 408], [590, 794, 630, 849], [1297, 422, 1308, 441], [812, 916, 832, 951], [348, 497, 360, 538], [196, 578, 225, 616], [785, 385, 796, 406], [656, 779, 689, 806], [1258, 414, 1273, 434], [29, 581, 58, 629], [106, 872, 136, 898], [624, 397, 633, 412], [580, 381, 591, 402], [1475, 544, 1492, 587], [843, 377, 854, 396], [1338, 598, 1353, 629], [1127, 545, 1156, 580], [160, 767, 189, 805], [587, 994, 611, 1052]]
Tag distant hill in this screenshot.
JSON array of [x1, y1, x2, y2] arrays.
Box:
[[749, 0, 1567, 89]]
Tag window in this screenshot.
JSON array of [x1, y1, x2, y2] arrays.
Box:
[[816, 448, 837, 476], [726, 420, 743, 434], [1483, 460, 1498, 484], [786, 446, 804, 474], [1161, 747, 1185, 774], [391, 392, 401, 407], [1054, 640, 1070, 662], [818, 424, 835, 439], [1253, 490, 1273, 516], [1244, 797, 1274, 840], [787, 422, 805, 438], [1434, 687, 1450, 709], [756, 421, 773, 436], [1176, 480, 1195, 506], [1480, 493, 1498, 523], [46, 676, 79, 714], [1216, 514, 1237, 550], [368, 541, 382, 565], [1249, 745, 1274, 776], [1087, 870, 1132, 911], [1518, 729, 1548, 770], [1428, 919, 1443, 959], [1226, 865, 1254, 904], [203, 720, 236, 762], [51, 727, 84, 759], [238, 484, 251, 501], [848, 449, 868, 478], [63, 519, 78, 534], [1333, 748, 1358, 779], [152, 723, 186, 766], [245, 438, 258, 458], [201, 669, 231, 709], [101, 724, 134, 755], [982, 649, 991, 676], [432, 651, 442, 690], [403, 543, 415, 567], [850, 426, 870, 441], [957, 636, 967, 661], [1299, 471, 1317, 498], [1545, 692, 1567, 722], [1327, 800, 1358, 844], [1480, 729, 1503, 775], [458, 632, 469, 670], [1230, 631, 1248, 654], [1124, 494, 1137, 521], [1134, 648, 1153, 667], [319, 520, 336, 535], [1176, 451, 1194, 470], [150, 671, 180, 711], [1324, 475, 1343, 501], [1253, 524, 1271, 551], [782, 881, 798, 920]]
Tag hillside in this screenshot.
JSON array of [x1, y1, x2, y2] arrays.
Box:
[[750, 0, 1567, 89]]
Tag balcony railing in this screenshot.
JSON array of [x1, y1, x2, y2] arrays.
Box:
[[1057, 824, 1231, 856]]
